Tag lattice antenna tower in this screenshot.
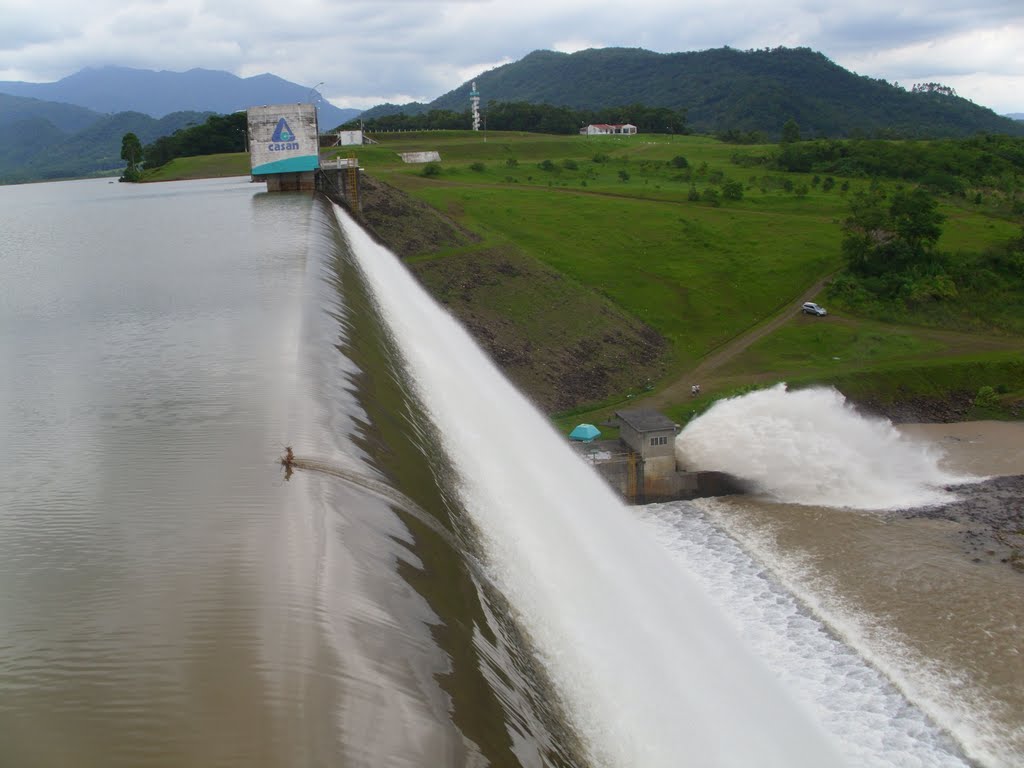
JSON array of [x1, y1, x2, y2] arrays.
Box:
[[470, 81, 481, 131]]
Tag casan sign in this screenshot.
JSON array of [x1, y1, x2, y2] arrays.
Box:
[[268, 118, 300, 151], [247, 103, 320, 175]]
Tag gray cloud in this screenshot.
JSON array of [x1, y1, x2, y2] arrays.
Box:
[[0, 0, 1021, 113]]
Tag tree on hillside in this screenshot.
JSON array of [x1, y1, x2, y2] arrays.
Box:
[[841, 186, 945, 278], [780, 118, 801, 144], [142, 111, 248, 170], [120, 132, 143, 182]]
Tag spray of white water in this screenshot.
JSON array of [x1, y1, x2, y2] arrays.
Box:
[[678, 384, 973, 509], [335, 210, 844, 768]]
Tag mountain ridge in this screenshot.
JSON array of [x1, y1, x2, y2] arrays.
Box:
[[0, 65, 360, 129], [0, 106, 212, 183], [361, 46, 1024, 139], [0, 66, 362, 183]]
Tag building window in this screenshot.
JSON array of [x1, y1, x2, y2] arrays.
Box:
[[650, 436, 668, 446]]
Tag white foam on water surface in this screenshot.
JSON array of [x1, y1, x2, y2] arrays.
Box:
[[678, 384, 975, 509], [336, 209, 844, 768]]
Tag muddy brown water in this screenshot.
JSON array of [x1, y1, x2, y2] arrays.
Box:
[[702, 421, 1024, 767]]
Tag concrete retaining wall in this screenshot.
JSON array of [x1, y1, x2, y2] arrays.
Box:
[[589, 460, 746, 504]]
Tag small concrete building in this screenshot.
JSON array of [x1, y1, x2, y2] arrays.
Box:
[[335, 130, 363, 146], [247, 103, 320, 191], [580, 123, 638, 136], [572, 407, 745, 504], [614, 408, 679, 480]]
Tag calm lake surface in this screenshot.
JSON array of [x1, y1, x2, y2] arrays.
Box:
[[1, 177, 1019, 768], [0, 178, 570, 767]]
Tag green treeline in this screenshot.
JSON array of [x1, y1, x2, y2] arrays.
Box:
[[831, 184, 1024, 333], [143, 112, 248, 169], [344, 102, 687, 135], [772, 135, 1024, 197]]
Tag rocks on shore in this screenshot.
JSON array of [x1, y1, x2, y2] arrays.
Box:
[[900, 475, 1024, 572]]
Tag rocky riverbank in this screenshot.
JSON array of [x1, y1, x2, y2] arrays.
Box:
[[902, 474, 1024, 572], [852, 391, 977, 424]]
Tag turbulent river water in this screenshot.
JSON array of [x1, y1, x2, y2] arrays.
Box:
[[1, 178, 1020, 767]]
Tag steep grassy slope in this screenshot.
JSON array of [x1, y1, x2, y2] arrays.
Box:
[[321, 131, 1023, 419]]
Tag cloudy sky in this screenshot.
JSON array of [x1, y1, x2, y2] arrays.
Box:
[[1, 0, 1021, 114]]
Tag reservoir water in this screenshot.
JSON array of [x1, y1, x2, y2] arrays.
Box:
[[1, 177, 1020, 767]]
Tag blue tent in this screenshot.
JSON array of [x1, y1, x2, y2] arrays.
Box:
[[569, 423, 601, 442]]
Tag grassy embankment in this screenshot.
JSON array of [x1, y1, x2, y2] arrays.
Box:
[[151, 132, 1024, 424], [142, 153, 250, 182], [327, 132, 1023, 425]]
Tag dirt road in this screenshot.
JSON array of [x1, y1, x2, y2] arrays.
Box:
[[640, 274, 835, 409], [639, 277, 1023, 412]]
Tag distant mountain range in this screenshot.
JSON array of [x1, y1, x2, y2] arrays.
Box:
[[362, 47, 1024, 140], [0, 66, 359, 130], [3, 52, 1021, 185], [0, 67, 362, 183]]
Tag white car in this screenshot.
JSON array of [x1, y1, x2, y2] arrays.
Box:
[[802, 302, 827, 316]]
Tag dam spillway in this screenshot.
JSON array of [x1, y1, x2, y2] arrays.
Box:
[[0, 176, 1013, 767]]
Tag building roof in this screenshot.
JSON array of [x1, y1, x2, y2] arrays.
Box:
[[614, 408, 677, 433]]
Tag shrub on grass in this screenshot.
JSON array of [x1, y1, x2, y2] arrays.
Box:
[[701, 187, 721, 206], [722, 180, 744, 200], [422, 163, 441, 177], [974, 386, 999, 407], [470, 162, 486, 172]]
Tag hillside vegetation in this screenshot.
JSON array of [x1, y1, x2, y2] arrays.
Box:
[[313, 130, 1023, 422], [0, 66, 359, 184], [0, 103, 211, 183], [360, 47, 1024, 140]]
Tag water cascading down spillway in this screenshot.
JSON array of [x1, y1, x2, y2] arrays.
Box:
[[332, 206, 846, 768]]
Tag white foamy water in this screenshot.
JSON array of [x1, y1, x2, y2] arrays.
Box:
[[638, 503, 971, 768], [677, 384, 972, 509], [336, 210, 844, 768], [701, 500, 1023, 768]]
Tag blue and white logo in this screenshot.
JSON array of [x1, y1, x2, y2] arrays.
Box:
[[268, 118, 299, 151], [271, 118, 295, 143]]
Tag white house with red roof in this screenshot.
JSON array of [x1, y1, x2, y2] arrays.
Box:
[[580, 123, 638, 136]]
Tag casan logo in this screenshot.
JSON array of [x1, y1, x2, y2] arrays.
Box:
[[268, 118, 299, 151]]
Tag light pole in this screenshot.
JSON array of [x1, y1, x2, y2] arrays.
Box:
[[307, 82, 324, 104]]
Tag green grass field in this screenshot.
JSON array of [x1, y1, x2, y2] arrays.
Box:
[[153, 131, 1024, 420], [341, 132, 1021, 417], [142, 153, 251, 182]]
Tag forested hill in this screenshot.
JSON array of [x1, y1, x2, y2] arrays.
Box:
[[0, 104, 210, 184], [361, 47, 1024, 139]]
